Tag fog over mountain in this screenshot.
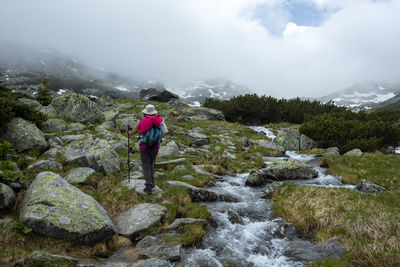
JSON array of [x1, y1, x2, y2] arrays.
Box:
[[1, 0, 400, 98]]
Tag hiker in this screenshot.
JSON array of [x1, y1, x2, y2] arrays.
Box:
[[128, 104, 168, 194]]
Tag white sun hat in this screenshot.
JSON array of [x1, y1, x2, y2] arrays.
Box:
[[142, 104, 158, 115]]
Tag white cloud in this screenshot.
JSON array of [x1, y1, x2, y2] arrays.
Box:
[[0, 0, 399, 98]]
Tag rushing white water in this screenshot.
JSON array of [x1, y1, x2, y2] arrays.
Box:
[[248, 126, 276, 140], [396, 147, 400, 154], [182, 128, 354, 266], [182, 173, 303, 267]]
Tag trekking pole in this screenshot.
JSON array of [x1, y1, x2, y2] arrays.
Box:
[[127, 126, 132, 180]]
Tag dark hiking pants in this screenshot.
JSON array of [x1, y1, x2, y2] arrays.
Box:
[[140, 150, 156, 191]]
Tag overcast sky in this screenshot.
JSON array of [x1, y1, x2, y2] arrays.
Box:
[[1, 0, 399, 97]]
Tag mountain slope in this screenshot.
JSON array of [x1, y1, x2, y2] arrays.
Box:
[[318, 81, 400, 110], [0, 41, 160, 97], [168, 78, 253, 106]]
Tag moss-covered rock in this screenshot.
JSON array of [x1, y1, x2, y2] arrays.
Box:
[[1, 117, 47, 153], [158, 141, 179, 158], [62, 134, 120, 173], [64, 167, 95, 184], [50, 93, 105, 123], [275, 128, 316, 151], [246, 159, 318, 186], [16, 250, 78, 267], [19, 171, 115, 244]]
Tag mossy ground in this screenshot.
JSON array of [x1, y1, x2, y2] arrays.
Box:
[[272, 153, 400, 267]]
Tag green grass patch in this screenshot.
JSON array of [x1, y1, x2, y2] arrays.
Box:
[[272, 180, 400, 266], [164, 222, 206, 246]]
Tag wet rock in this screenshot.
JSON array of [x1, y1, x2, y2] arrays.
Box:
[[0, 183, 16, 209], [19, 171, 115, 244], [254, 140, 285, 152], [139, 244, 182, 262], [50, 93, 105, 123], [16, 250, 78, 267], [179, 107, 225, 121], [42, 118, 68, 132], [274, 128, 316, 151], [120, 179, 162, 196], [344, 148, 362, 157], [158, 141, 179, 158], [187, 132, 210, 146], [136, 235, 162, 248], [1, 117, 47, 152], [155, 158, 186, 168], [263, 182, 281, 199], [64, 167, 95, 184], [115, 203, 167, 240], [285, 237, 346, 262], [246, 159, 317, 186], [166, 181, 237, 202], [227, 210, 244, 225], [323, 147, 340, 157], [62, 135, 120, 173], [356, 179, 386, 193], [165, 218, 207, 231], [134, 259, 172, 267]]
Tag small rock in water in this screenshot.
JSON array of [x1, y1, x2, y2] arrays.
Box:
[[139, 244, 182, 262], [227, 210, 244, 225]]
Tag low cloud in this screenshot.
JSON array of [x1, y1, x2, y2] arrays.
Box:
[[0, 0, 399, 97]]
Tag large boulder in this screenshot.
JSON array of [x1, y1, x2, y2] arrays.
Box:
[[254, 139, 285, 152], [19, 171, 115, 244], [322, 147, 340, 157], [140, 88, 179, 103], [180, 107, 225, 121], [50, 93, 105, 123], [344, 148, 362, 157], [1, 118, 47, 152], [274, 128, 316, 151], [115, 203, 167, 240], [246, 159, 318, 186], [42, 118, 68, 132], [0, 183, 16, 209], [97, 128, 128, 153], [165, 181, 237, 202], [61, 134, 120, 173], [158, 141, 179, 158]]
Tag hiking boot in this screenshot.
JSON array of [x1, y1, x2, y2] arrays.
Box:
[[144, 188, 153, 194]]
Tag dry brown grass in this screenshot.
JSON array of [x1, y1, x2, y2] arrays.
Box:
[[272, 183, 400, 266]]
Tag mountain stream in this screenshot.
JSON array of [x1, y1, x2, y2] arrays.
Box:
[[181, 127, 354, 267]]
